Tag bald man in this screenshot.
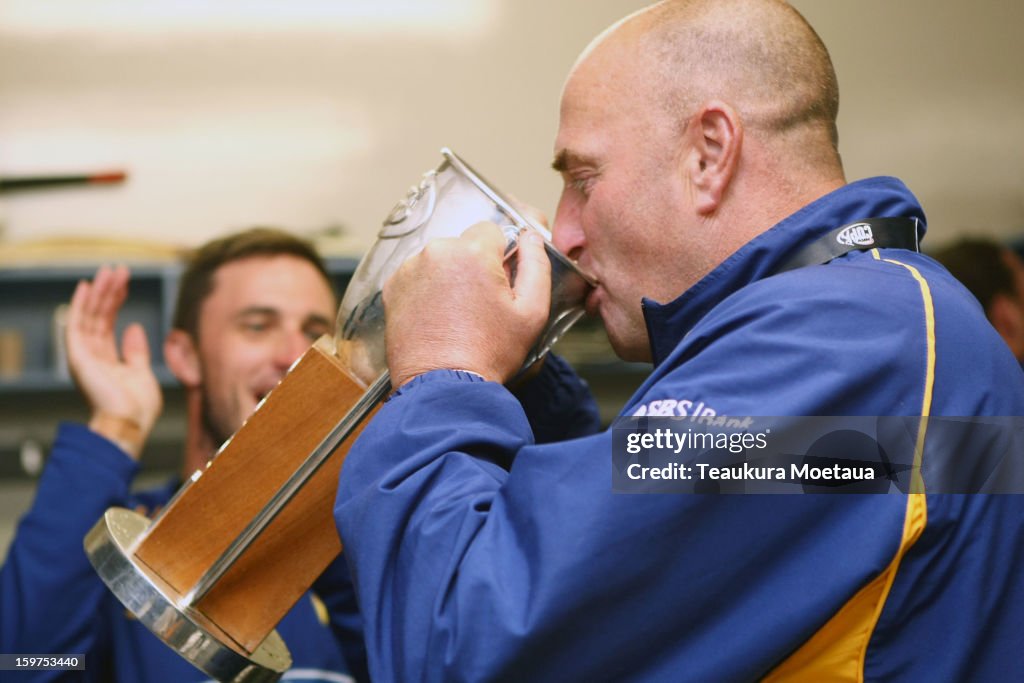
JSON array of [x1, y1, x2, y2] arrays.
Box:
[[334, 1, 1024, 680]]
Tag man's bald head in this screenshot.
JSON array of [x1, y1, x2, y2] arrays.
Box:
[[574, 0, 842, 174]]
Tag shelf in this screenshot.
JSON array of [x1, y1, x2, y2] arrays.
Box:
[[0, 258, 357, 396], [0, 367, 180, 394]]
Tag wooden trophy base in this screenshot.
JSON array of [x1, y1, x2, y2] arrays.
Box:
[[85, 335, 382, 681]]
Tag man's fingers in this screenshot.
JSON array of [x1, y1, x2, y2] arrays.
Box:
[[81, 265, 109, 332], [512, 230, 552, 321], [121, 323, 152, 369], [67, 280, 90, 335], [506, 194, 551, 232], [456, 222, 551, 322], [461, 221, 509, 259], [94, 265, 129, 332]]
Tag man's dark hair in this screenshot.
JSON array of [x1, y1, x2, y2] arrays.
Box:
[[931, 238, 1016, 313], [172, 227, 333, 338]]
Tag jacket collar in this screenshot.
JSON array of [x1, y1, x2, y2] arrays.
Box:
[[642, 176, 927, 367]]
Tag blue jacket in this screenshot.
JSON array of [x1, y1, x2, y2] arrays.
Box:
[[334, 176, 1024, 682], [1, 423, 363, 683]]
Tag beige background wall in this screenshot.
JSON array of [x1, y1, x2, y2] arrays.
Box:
[[1, 0, 1022, 253]]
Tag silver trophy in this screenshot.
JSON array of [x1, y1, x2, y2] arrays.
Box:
[[336, 147, 594, 387]]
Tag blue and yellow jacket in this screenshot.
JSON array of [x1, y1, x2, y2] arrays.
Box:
[[335, 176, 1024, 682]]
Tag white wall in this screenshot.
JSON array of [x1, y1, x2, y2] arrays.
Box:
[[0, 0, 1021, 253], [797, 0, 1024, 244], [0, 0, 646, 253]]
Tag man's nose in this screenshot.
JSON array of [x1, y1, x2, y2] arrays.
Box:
[[552, 194, 585, 262], [273, 329, 312, 369]]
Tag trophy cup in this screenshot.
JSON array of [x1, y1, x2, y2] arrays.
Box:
[[84, 149, 594, 682]]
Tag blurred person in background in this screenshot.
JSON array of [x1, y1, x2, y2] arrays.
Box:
[[0, 228, 365, 682], [932, 236, 1024, 364]]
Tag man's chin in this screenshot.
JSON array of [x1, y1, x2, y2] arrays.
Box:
[[215, 412, 249, 447], [604, 323, 652, 364], [233, 405, 257, 432], [199, 390, 251, 449], [611, 343, 652, 364]]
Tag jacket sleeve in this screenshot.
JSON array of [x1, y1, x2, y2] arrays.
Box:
[[511, 353, 602, 441], [0, 422, 138, 668], [318, 355, 596, 683], [334, 369, 911, 682], [311, 554, 369, 683]]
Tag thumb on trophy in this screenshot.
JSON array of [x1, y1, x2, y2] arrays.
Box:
[[508, 229, 553, 326]]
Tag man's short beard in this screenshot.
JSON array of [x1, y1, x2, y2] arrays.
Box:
[[199, 376, 234, 449]]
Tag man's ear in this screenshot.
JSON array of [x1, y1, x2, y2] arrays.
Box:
[[164, 330, 202, 388], [683, 100, 743, 215]]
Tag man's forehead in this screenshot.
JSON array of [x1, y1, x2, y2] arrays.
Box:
[[203, 255, 334, 316], [558, 15, 657, 127], [557, 48, 620, 145], [554, 45, 653, 164], [563, 28, 630, 99]]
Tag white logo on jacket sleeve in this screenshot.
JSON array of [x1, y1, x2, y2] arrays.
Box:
[[631, 399, 756, 429], [632, 399, 717, 418], [836, 223, 875, 247]]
